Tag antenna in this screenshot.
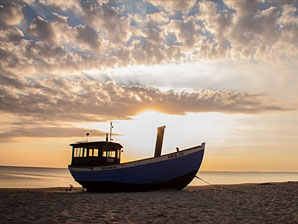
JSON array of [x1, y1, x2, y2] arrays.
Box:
[[110, 122, 113, 142]]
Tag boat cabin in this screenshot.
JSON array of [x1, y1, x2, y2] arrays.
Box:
[[70, 141, 123, 167]]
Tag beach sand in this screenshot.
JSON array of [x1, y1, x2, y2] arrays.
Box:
[[0, 182, 297, 223]]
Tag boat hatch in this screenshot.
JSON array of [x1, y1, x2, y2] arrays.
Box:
[[70, 141, 123, 167]]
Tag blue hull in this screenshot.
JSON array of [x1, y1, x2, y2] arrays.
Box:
[[69, 144, 205, 192]]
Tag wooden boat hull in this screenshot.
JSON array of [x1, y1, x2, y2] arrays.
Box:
[[79, 170, 198, 192], [69, 143, 205, 192]]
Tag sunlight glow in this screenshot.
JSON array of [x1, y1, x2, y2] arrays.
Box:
[[75, 111, 238, 165]]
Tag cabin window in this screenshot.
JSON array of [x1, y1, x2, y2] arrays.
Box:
[[79, 148, 83, 157], [71, 143, 122, 167], [73, 147, 102, 158], [102, 151, 116, 158], [109, 151, 116, 158], [75, 148, 80, 157], [90, 149, 98, 157]]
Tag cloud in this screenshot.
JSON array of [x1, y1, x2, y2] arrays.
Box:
[[25, 15, 101, 52], [0, 69, 27, 89], [0, 1, 24, 28], [0, 126, 107, 142], [79, 1, 131, 45], [75, 25, 101, 50], [38, 0, 82, 14], [0, 0, 296, 78], [0, 37, 104, 76], [195, 1, 234, 58], [0, 28, 24, 42], [151, 0, 196, 13], [0, 73, 286, 126], [221, 0, 298, 61], [26, 16, 56, 43], [167, 17, 202, 49]]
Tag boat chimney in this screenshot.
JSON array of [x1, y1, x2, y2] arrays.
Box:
[[154, 126, 166, 157]]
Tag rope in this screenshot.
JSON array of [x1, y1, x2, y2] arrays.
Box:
[[195, 175, 247, 194]]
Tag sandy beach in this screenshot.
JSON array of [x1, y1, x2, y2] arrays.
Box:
[[0, 181, 297, 223]]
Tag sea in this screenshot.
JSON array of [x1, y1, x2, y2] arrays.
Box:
[[0, 166, 297, 189]]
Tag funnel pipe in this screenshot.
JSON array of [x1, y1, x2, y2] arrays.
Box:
[[154, 126, 166, 157]]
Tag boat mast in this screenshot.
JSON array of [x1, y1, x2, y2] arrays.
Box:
[[86, 132, 89, 142], [110, 122, 113, 142]]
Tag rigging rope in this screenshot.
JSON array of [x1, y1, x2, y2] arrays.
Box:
[[194, 175, 247, 194]]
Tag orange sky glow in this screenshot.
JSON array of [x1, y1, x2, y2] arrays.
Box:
[[0, 0, 297, 172]]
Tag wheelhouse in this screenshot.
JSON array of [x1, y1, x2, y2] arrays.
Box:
[[70, 141, 123, 167]]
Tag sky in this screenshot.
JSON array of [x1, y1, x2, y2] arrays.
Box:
[[0, 0, 297, 171]]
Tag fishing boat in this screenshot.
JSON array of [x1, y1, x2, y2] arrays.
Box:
[[68, 125, 205, 192]]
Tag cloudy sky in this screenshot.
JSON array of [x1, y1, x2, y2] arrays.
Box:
[[0, 0, 297, 171]]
